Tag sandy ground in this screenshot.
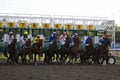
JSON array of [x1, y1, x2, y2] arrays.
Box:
[[0, 60, 120, 80]]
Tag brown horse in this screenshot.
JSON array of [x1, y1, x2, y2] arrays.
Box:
[[31, 39, 43, 65], [68, 36, 81, 64], [44, 34, 59, 64], [18, 39, 31, 64], [59, 35, 71, 64], [7, 38, 18, 64], [95, 38, 110, 64], [84, 37, 96, 64]]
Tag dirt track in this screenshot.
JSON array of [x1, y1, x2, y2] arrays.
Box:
[[0, 61, 120, 80]]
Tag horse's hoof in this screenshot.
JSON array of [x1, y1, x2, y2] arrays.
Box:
[[102, 60, 106, 66], [34, 63, 37, 66]]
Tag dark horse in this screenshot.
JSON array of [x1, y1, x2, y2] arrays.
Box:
[[18, 39, 31, 64], [7, 38, 18, 64], [84, 37, 96, 64], [31, 39, 43, 65], [95, 38, 111, 64], [44, 35, 59, 64], [68, 36, 81, 64], [59, 35, 71, 64]]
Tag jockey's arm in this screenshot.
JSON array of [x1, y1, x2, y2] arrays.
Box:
[[59, 35, 62, 42], [108, 39, 111, 47], [20, 36, 24, 42], [6, 35, 9, 43], [34, 37, 37, 43], [20, 36, 26, 44]]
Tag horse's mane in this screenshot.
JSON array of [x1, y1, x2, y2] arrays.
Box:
[[8, 38, 17, 52], [64, 36, 70, 47], [25, 39, 31, 47], [74, 37, 80, 47], [36, 39, 43, 47], [87, 37, 94, 48], [102, 38, 110, 48]]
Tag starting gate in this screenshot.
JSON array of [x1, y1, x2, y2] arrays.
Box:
[[0, 13, 115, 52]]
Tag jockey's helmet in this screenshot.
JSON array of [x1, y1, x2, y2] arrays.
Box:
[[104, 34, 109, 38], [53, 32, 56, 35], [9, 32, 13, 35], [24, 31, 28, 35], [75, 33, 78, 36], [37, 35, 40, 38], [63, 31, 66, 35]]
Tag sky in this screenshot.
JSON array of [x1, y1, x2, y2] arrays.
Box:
[[0, 0, 120, 25]]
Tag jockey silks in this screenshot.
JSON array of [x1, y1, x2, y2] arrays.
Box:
[[85, 36, 92, 45], [20, 35, 29, 45], [59, 34, 67, 46], [6, 34, 14, 45]]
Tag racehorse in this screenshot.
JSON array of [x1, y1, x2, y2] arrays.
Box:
[[31, 39, 43, 65], [7, 38, 18, 64], [95, 38, 110, 64], [44, 35, 59, 64], [68, 36, 81, 64], [59, 35, 71, 64], [18, 39, 32, 64], [84, 37, 96, 64]]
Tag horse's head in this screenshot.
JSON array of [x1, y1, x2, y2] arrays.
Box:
[[36, 39, 43, 47], [64, 36, 70, 47], [25, 39, 31, 47], [53, 34, 57, 40], [8, 38, 17, 52], [88, 37, 93, 47], [103, 38, 110, 47], [12, 38, 17, 44], [74, 36, 80, 47]]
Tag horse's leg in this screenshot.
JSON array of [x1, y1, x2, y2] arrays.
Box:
[[80, 51, 85, 63], [52, 53, 55, 61], [38, 53, 41, 64], [60, 53, 63, 63], [3, 47, 8, 58], [14, 52, 19, 64], [24, 53, 27, 64], [28, 52, 32, 64], [44, 53, 47, 63], [11, 52, 15, 63], [12, 52, 18, 64], [50, 53, 54, 63], [68, 53, 73, 64], [48, 54, 52, 64], [7, 53, 11, 63], [75, 54, 78, 61], [67, 53, 71, 64], [8, 52, 14, 64], [56, 53, 59, 63], [72, 54, 76, 64], [64, 53, 69, 64], [34, 53, 37, 65], [21, 54, 24, 64]]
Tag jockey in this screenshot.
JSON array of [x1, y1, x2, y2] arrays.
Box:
[[59, 31, 67, 46], [34, 35, 40, 44], [4, 32, 14, 54], [49, 32, 57, 45], [6, 32, 15, 45], [71, 33, 79, 47], [33, 34, 43, 48], [3, 32, 14, 55], [99, 33, 111, 46], [20, 31, 29, 47], [85, 36, 92, 46]]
